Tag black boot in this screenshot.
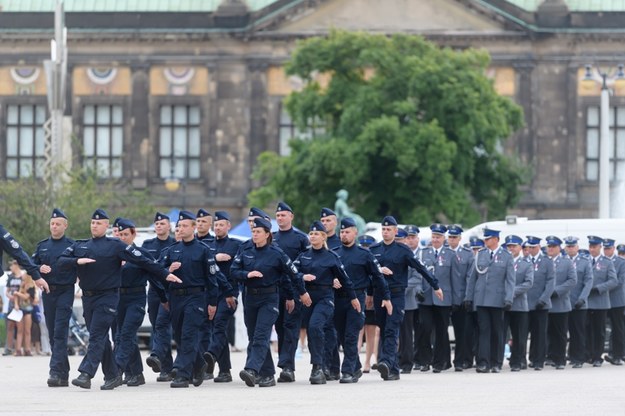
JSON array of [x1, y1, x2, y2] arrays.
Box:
[[71, 372, 92, 389], [309, 365, 326, 385]]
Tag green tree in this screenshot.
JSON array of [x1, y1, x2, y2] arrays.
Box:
[[0, 167, 155, 257], [250, 30, 526, 227]]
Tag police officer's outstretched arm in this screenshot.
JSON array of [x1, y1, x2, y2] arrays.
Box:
[[408, 254, 442, 301], [119, 243, 181, 284], [1, 225, 49, 292]]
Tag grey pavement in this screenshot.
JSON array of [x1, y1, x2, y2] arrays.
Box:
[[1, 350, 623, 415]]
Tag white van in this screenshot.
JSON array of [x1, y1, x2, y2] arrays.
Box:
[[461, 216, 625, 249]]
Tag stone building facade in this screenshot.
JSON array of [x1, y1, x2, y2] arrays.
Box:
[[0, 0, 623, 222]]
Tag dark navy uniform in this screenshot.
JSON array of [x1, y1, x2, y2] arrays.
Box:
[[58, 224, 170, 388], [159, 235, 223, 386], [142, 233, 176, 379], [115, 240, 169, 385], [231, 222, 299, 386], [0, 224, 43, 280], [326, 234, 341, 250], [334, 237, 390, 379], [273, 222, 309, 377], [32, 218, 75, 384], [206, 228, 241, 379], [296, 243, 356, 383], [369, 217, 439, 380]]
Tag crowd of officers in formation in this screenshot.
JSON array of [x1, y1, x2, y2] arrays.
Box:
[[0, 203, 623, 390]]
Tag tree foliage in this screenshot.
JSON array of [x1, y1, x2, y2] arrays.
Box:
[[0, 166, 155, 257], [249, 30, 527, 227]]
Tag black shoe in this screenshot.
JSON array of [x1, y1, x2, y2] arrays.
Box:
[[475, 366, 489, 373], [371, 363, 378, 370], [454, 367, 463, 372], [309, 365, 326, 385], [339, 373, 357, 384], [545, 359, 555, 367], [572, 362, 583, 369], [420, 365, 431, 372], [122, 374, 129, 385], [47, 375, 69, 387], [214, 372, 233, 383], [413, 363, 422, 370], [353, 369, 363, 381], [71, 372, 92, 389], [258, 376, 276, 387], [593, 360, 602, 367], [400, 366, 412, 374], [239, 369, 258, 387], [100, 375, 123, 390], [534, 366, 543, 371], [528, 362, 535, 368], [432, 366, 443, 373], [146, 356, 161, 373], [555, 364, 565, 370], [203, 372, 214, 381], [385, 372, 400, 381], [377, 362, 390, 380], [170, 377, 189, 388], [462, 362, 473, 370], [192, 362, 208, 387], [323, 368, 340, 381], [126, 373, 146, 387], [490, 366, 501, 373], [278, 368, 295, 383], [510, 366, 521, 372], [202, 351, 216, 375], [520, 363, 528, 370], [157, 371, 173, 382], [604, 355, 624, 366]]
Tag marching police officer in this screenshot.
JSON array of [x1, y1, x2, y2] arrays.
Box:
[[334, 217, 392, 383], [525, 235, 554, 371], [32, 208, 75, 387], [115, 218, 169, 386], [143, 212, 177, 382], [465, 228, 515, 373], [195, 208, 214, 243], [203, 211, 241, 382], [417, 224, 456, 373], [586, 235, 618, 366], [232, 217, 310, 387], [370, 216, 442, 381], [272, 202, 309, 383], [546, 236, 576, 370], [446, 224, 475, 371], [319, 208, 341, 250], [603, 239, 625, 365], [59, 209, 180, 390], [564, 236, 593, 368], [503, 235, 533, 371], [397, 225, 421, 374]]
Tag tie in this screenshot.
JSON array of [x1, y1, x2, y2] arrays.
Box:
[[434, 250, 438, 258], [490, 251, 494, 261], [592, 258, 596, 267], [532, 257, 535, 264]]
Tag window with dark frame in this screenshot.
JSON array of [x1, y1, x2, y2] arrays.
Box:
[[586, 106, 625, 181], [83, 104, 123, 178], [159, 105, 201, 179], [6, 104, 46, 178], [278, 103, 325, 156]]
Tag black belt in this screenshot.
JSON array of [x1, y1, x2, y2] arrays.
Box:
[[246, 286, 277, 295], [389, 287, 405, 294], [48, 284, 74, 292], [170, 286, 205, 296], [83, 288, 118, 297], [354, 288, 367, 295], [305, 285, 333, 291], [119, 286, 145, 294]]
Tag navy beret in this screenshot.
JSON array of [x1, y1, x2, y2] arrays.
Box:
[[92, 208, 109, 220], [116, 218, 135, 231], [51, 208, 67, 220], [340, 217, 356, 229], [154, 211, 169, 222], [505, 235, 523, 245], [430, 223, 447, 235], [617, 244, 625, 253], [113, 217, 123, 228], [197, 208, 211, 218], [179, 210, 196, 221], [276, 202, 293, 213], [404, 225, 419, 235], [320, 207, 336, 218], [252, 217, 272, 231], [214, 211, 230, 222], [309, 221, 326, 232], [382, 216, 397, 226], [248, 207, 270, 220]]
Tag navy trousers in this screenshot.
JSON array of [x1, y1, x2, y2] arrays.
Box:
[[243, 292, 279, 377], [375, 292, 406, 376], [277, 296, 303, 371], [334, 292, 366, 375], [78, 292, 119, 379], [169, 292, 206, 380], [114, 292, 146, 376], [42, 286, 74, 379], [208, 296, 237, 372]]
